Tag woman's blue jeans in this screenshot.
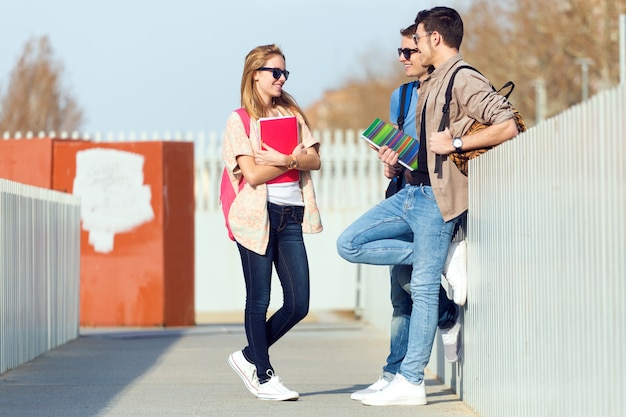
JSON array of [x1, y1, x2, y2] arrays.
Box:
[[336, 184, 459, 384], [238, 203, 310, 383]]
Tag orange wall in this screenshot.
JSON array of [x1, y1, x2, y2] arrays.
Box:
[[0, 138, 55, 188], [52, 140, 195, 327], [162, 143, 196, 325], [0, 138, 195, 327]]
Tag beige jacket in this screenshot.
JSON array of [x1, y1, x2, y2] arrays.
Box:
[[418, 54, 515, 221], [221, 106, 322, 255]]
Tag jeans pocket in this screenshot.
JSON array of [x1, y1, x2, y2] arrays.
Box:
[[420, 185, 437, 201], [292, 206, 304, 224]]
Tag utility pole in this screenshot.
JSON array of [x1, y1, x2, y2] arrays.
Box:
[[619, 14, 626, 84], [534, 78, 546, 124], [575, 58, 593, 102]]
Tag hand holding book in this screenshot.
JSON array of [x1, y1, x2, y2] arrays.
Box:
[[378, 146, 404, 176], [258, 115, 300, 183]]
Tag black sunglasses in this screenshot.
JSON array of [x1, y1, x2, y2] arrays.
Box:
[[397, 48, 419, 60], [257, 67, 290, 80]]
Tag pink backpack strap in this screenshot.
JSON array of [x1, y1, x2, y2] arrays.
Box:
[[220, 108, 250, 241], [234, 107, 250, 137]]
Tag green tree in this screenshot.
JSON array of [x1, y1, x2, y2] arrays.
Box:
[[0, 36, 83, 134]]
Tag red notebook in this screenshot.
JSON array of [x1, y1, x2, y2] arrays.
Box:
[[259, 115, 300, 183]]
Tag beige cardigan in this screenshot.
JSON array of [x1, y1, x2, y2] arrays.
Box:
[[221, 106, 322, 255]]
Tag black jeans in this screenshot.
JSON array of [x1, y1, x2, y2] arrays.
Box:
[[238, 203, 310, 383]]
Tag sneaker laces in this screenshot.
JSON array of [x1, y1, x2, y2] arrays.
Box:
[[261, 370, 291, 394], [368, 376, 388, 390], [381, 374, 408, 391]]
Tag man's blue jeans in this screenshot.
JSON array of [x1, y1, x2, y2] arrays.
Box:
[[384, 265, 458, 377], [337, 184, 459, 384], [237, 203, 310, 384]]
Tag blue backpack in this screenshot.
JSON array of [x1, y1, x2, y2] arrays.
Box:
[[385, 81, 417, 198]]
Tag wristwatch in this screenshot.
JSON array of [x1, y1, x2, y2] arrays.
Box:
[[288, 155, 299, 170], [452, 137, 463, 153]]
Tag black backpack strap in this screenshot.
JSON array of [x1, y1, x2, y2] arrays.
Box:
[[435, 65, 480, 177], [397, 81, 416, 131], [438, 65, 479, 132], [497, 81, 515, 99]]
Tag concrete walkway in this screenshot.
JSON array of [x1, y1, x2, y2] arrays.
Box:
[[0, 320, 480, 417]]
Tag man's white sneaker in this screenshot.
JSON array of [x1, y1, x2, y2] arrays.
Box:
[[350, 376, 390, 401], [256, 374, 299, 401], [444, 240, 467, 306], [228, 350, 259, 395], [361, 374, 426, 406], [440, 320, 462, 363]]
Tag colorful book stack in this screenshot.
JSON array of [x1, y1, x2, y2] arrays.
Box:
[[361, 118, 419, 171]]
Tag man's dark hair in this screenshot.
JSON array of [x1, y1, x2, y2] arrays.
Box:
[[414, 6, 463, 50]]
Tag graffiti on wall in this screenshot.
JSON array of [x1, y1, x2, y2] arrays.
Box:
[[72, 148, 155, 253]]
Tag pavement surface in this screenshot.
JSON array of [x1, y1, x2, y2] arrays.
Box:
[[0, 319, 480, 417]]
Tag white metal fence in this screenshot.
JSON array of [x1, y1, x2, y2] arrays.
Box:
[[459, 84, 626, 417], [0, 179, 81, 374]]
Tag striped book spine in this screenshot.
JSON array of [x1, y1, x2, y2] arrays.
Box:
[[361, 118, 419, 170]]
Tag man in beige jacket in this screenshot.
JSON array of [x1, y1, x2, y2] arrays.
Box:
[[337, 6, 518, 406]]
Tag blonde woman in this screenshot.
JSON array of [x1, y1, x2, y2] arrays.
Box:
[[222, 44, 322, 401]]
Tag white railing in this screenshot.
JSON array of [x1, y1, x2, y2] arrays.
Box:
[[0, 179, 81, 374]]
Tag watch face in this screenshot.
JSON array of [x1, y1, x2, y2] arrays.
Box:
[[453, 138, 463, 149]]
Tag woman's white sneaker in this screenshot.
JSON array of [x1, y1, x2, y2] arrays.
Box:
[[257, 374, 299, 401], [228, 350, 259, 395]]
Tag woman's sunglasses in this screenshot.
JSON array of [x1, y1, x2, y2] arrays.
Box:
[[397, 48, 419, 60], [257, 67, 290, 80]]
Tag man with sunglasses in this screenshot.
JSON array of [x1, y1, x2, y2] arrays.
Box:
[[337, 7, 518, 406], [350, 23, 464, 403]]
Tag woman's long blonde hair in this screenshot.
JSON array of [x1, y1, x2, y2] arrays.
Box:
[[240, 44, 310, 126]]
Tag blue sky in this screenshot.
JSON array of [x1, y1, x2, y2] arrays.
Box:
[[0, 0, 456, 134]]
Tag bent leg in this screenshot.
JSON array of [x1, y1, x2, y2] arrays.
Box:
[[336, 189, 413, 266]]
